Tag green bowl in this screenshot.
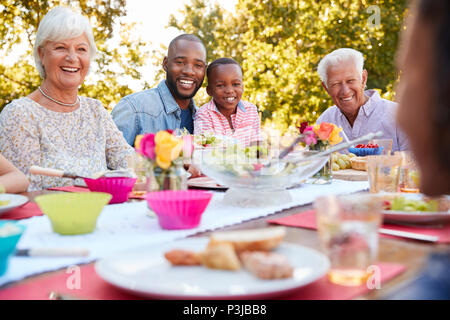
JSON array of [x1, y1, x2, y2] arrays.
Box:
[[35, 192, 112, 235]]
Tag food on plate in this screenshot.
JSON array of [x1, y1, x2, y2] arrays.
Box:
[[200, 242, 241, 271], [382, 195, 449, 212], [208, 226, 286, 253], [0, 222, 22, 237], [331, 152, 354, 171], [194, 132, 217, 147], [163, 227, 293, 279], [164, 249, 202, 266], [0, 200, 10, 207], [240, 251, 294, 279]]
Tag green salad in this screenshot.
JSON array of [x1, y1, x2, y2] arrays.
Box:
[[204, 144, 297, 178], [194, 133, 219, 147], [388, 196, 438, 212]]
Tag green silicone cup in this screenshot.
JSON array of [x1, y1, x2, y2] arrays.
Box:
[[35, 192, 112, 235]]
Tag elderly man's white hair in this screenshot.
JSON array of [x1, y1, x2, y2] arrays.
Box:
[[317, 48, 365, 86], [33, 6, 97, 78]]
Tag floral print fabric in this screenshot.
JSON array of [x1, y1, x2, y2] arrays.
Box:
[[0, 97, 134, 191]]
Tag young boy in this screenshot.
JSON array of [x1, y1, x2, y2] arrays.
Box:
[[194, 58, 262, 147]]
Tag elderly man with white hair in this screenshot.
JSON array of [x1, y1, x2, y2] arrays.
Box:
[[316, 48, 409, 152], [0, 7, 133, 191]]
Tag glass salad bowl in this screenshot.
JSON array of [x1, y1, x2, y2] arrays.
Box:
[[193, 146, 329, 207]]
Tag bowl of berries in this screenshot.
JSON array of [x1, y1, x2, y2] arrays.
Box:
[[348, 143, 383, 156]]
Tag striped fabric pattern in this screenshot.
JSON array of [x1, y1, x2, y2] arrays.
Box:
[[194, 99, 262, 147]]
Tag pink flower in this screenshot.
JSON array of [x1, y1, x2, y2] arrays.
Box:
[[182, 135, 194, 158], [303, 126, 317, 146], [136, 133, 156, 160], [253, 163, 264, 171]]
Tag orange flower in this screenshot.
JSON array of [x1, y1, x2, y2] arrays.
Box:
[[314, 123, 334, 141]]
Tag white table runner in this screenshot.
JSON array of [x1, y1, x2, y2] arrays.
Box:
[[0, 180, 368, 286]]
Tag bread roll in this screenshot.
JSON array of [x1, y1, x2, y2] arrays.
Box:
[[208, 226, 286, 253]]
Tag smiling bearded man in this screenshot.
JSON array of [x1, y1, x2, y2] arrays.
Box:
[[112, 34, 207, 146], [315, 48, 409, 153]]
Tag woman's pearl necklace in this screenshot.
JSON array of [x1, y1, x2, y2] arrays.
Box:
[[38, 86, 79, 107]]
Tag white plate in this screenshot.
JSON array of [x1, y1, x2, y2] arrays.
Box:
[[383, 193, 450, 225], [95, 238, 330, 299], [0, 194, 29, 216], [383, 210, 450, 224]]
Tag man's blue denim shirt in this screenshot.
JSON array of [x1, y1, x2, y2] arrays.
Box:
[[111, 80, 197, 146]]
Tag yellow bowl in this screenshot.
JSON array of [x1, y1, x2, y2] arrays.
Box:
[[35, 192, 112, 235]]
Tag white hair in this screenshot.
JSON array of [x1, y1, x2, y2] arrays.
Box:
[[317, 48, 365, 87], [33, 6, 97, 78]]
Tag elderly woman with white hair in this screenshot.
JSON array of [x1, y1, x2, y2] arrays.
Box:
[[316, 48, 409, 153], [0, 7, 133, 191]]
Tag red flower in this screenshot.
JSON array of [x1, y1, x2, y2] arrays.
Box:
[[296, 120, 309, 134]]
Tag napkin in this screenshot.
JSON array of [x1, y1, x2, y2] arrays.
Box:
[[0, 262, 406, 300], [0, 202, 43, 220], [267, 210, 450, 243]]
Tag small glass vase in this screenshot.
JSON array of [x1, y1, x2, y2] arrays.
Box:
[[146, 160, 188, 192], [306, 143, 333, 185], [145, 160, 188, 218]]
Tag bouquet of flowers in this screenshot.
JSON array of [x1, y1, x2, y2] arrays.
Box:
[[296, 121, 343, 150], [296, 121, 343, 184], [134, 130, 193, 191]]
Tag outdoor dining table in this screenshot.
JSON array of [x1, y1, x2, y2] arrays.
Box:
[[0, 183, 449, 301]]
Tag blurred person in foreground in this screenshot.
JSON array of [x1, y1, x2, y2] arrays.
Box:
[[385, 0, 450, 300], [316, 48, 409, 152], [0, 154, 29, 194], [0, 7, 133, 191]]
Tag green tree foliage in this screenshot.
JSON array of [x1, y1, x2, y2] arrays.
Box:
[[0, 0, 150, 112], [167, 0, 408, 132]]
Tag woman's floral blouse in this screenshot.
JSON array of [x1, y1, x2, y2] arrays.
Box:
[[0, 97, 134, 191]]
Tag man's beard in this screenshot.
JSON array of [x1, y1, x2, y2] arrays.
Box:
[[166, 75, 203, 100]]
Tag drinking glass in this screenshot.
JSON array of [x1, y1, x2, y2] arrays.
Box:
[[315, 194, 383, 286], [367, 155, 402, 193]]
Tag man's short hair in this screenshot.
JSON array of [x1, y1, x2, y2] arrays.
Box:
[[168, 34, 205, 53], [317, 48, 365, 86], [206, 57, 242, 79]]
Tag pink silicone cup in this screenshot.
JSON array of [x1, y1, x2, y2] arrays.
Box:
[[146, 190, 213, 230], [84, 177, 137, 204]]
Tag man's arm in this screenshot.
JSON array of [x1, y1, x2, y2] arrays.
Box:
[[111, 98, 139, 146]]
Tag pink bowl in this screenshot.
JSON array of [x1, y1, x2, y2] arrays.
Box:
[[146, 190, 213, 230], [84, 177, 137, 204]]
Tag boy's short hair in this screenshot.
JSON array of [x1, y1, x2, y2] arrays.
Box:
[[206, 57, 243, 79]]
